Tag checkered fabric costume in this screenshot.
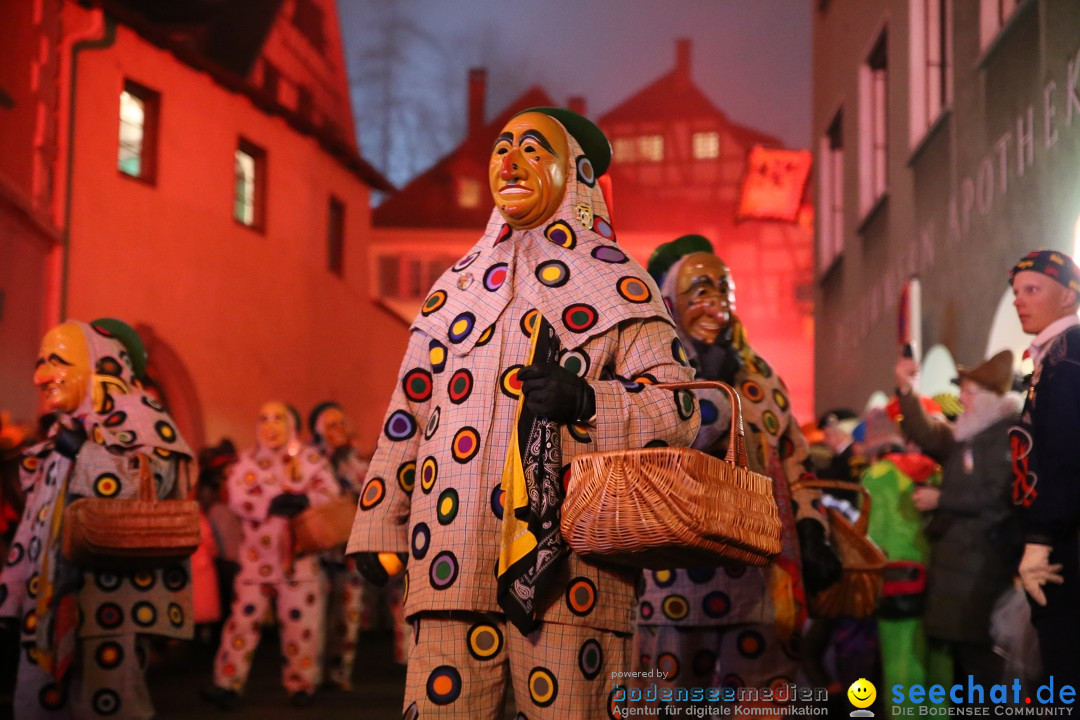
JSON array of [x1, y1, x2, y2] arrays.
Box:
[[348, 121, 699, 717]]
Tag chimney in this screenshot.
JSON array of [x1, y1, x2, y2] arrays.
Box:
[[676, 38, 692, 80], [567, 96, 586, 116], [468, 68, 486, 134]]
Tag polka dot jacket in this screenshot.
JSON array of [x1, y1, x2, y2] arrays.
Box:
[[227, 444, 340, 584], [347, 123, 700, 634]]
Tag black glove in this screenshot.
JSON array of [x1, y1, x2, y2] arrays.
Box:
[[267, 492, 310, 519], [519, 363, 596, 424], [691, 331, 743, 385], [54, 421, 87, 459], [352, 552, 407, 588], [796, 518, 843, 596]]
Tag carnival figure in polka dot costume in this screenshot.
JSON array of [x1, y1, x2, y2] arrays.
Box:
[[633, 237, 842, 707], [347, 108, 699, 718], [204, 401, 339, 709], [0, 319, 195, 719]]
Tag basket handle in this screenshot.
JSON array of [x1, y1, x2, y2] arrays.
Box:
[[791, 479, 872, 536], [654, 380, 747, 468]]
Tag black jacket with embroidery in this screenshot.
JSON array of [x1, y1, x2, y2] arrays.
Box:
[[1012, 324, 1080, 545]]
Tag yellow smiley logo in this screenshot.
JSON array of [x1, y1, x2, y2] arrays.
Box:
[[848, 678, 877, 709]]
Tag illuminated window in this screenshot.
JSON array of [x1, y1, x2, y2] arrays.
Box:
[[377, 254, 459, 300], [613, 137, 636, 162], [819, 110, 844, 275], [327, 196, 345, 276], [692, 132, 720, 159], [457, 178, 482, 208], [909, 0, 952, 147], [858, 30, 888, 216], [118, 80, 159, 182], [979, 0, 1023, 51], [234, 139, 266, 229], [638, 135, 664, 162]]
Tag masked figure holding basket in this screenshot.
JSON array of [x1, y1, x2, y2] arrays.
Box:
[[347, 107, 698, 718], [1, 319, 195, 719], [635, 237, 842, 700], [204, 401, 338, 709]]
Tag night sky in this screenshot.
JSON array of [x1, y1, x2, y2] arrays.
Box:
[[338, 0, 811, 188]]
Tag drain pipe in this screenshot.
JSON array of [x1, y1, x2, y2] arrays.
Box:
[[52, 7, 115, 322]]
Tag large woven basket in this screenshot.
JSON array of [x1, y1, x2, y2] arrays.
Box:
[[794, 479, 886, 619], [62, 454, 200, 568], [560, 381, 782, 569]]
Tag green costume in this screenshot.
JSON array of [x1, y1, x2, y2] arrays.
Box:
[[861, 453, 951, 712]]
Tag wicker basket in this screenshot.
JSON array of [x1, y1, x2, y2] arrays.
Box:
[[560, 381, 782, 569], [793, 479, 886, 619], [62, 454, 200, 568], [291, 495, 357, 554]]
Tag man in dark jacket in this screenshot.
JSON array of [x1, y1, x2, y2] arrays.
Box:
[[895, 348, 1021, 685], [1008, 249, 1080, 689]]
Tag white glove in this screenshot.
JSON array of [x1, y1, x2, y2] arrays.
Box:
[[1018, 543, 1064, 606]]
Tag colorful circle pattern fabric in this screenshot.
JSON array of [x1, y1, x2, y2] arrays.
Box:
[[702, 591, 731, 619], [360, 478, 385, 510], [451, 427, 480, 464], [484, 263, 508, 291], [500, 365, 524, 399], [452, 251, 479, 271], [420, 457, 438, 494], [591, 245, 626, 263], [411, 523, 431, 560], [566, 577, 597, 616], [544, 221, 576, 249], [562, 304, 598, 333], [436, 488, 459, 525], [661, 595, 689, 621], [528, 667, 559, 707], [617, 276, 652, 304], [429, 341, 447, 373], [426, 665, 462, 705], [467, 622, 504, 661], [403, 369, 433, 402], [429, 551, 459, 590], [422, 290, 448, 316], [447, 370, 474, 405], [535, 260, 571, 288], [448, 312, 475, 344], [385, 411, 417, 442], [398, 461, 416, 494], [578, 638, 603, 680], [576, 155, 596, 187], [559, 349, 590, 378]]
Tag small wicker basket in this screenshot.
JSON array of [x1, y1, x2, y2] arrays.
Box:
[[560, 381, 782, 569], [290, 495, 357, 554], [62, 454, 200, 568], [793, 479, 886, 619]]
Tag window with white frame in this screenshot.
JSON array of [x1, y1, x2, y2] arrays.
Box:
[[909, 0, 953, 147], [638, 135, 664, 162], [234, 139, 266, 229], [377, 253, 460, 301], [858, 30, 888, 216], [979, 0, 1022, 51], [692, 131, 720, 159], [118, 81, 159, 182], [612, 137, 636, 163], [819, 111, 844, 275]]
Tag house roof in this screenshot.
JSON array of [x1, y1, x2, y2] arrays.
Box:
[[93, 0, 394, 193], [373, 85, 556, 228], [599, 66, 725, 126]]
